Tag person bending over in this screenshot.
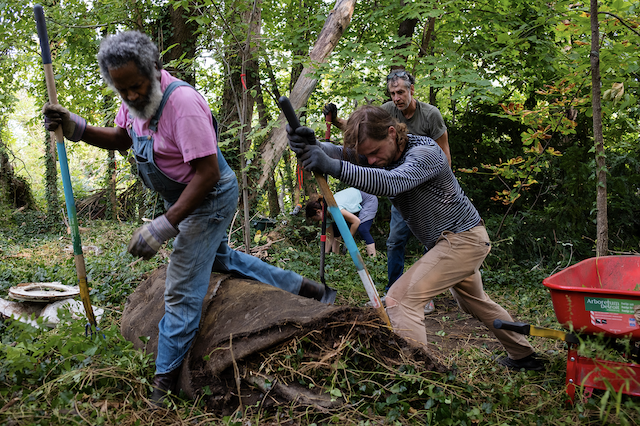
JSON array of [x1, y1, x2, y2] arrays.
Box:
[[306, 187, 378, 256], [287, 105, 545, 371], [323, 70, 448, 314]]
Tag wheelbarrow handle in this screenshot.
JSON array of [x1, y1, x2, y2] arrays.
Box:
[[494, 319, 579, 344], [494, 319, 531, 335]]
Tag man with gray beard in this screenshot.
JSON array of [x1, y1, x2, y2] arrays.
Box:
[[42, 31, 335, 405]]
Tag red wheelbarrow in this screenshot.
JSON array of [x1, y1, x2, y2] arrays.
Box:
[[495, 256, 640, 400]]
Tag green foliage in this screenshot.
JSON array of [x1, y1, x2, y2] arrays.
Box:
[[1, 219, 640, 424], [1, 2, 639, 422], [0, 219, 161, 309], [0, 314, 152, 390], [0, 315, 154, 425], [2, 0, 638, 266]]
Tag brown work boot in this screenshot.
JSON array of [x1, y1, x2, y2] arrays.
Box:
[[150, 368, 181, 406], [299, 278, 337, 304]]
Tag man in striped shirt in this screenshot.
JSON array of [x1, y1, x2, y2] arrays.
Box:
[[324, 70, 448, 314], [287, 105, 545, 371]]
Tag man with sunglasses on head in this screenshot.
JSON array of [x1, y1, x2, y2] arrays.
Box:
[[323, 70, 450, 314]]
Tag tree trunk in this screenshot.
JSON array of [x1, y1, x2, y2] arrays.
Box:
[[238, 1, 261, 252], [396, 2, 418, 66], [220, 1, 258, 175], [0, 134, 36, 210], [106, 150, 117, 220], [256, 69, 281, 217], [389, 2, 418, 74], [257, 0, 357, 187], [281, 150, 296, 209], [101, 84, 118, 221], [415, 15, 438, 106], [590, 0, 608, 256], [263, 56, 282, 103], [266, 175, 280, 217], [158, 4, 199, 85], [289, 47, 306, 96], [418, 17, 436, 59], [255, 75, 270, 128], [302, 168, 317, 203]]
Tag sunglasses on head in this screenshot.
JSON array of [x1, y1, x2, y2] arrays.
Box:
[[387, 70, 408, 81]]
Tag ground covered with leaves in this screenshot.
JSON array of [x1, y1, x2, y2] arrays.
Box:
[[0, 210, 639, 425]]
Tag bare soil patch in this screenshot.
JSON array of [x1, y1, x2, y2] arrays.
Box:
[[423, 292, 503, 366]]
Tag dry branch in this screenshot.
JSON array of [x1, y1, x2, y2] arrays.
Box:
[[257, 0, 357, 187]]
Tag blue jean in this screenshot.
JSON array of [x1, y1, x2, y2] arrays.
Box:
[[357, 219, 375, 245], [155, 176, 303, 374], [213, 243, 301, 292], [386, 205, 412, 289]]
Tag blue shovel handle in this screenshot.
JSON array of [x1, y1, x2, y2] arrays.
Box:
[[34, 5, 97, 328], [279, 96, 390, 327]]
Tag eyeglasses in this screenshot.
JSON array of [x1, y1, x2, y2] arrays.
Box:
[[387, 70, 408, 81]]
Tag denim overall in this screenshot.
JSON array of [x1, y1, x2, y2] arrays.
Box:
[[130, 81, 235, 204], [130, 81, 302, 374]]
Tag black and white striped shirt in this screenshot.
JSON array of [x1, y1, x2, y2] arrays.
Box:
[[324, 135, 481, 250]]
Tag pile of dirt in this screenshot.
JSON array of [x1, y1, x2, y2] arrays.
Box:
[[121, 266, 447, 414]]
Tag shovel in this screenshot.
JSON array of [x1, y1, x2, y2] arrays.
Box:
[[319, 197, 327, 285], [318, 110, 333, 286], [280, 96, 390, 328], [34, 5, 97, 328]]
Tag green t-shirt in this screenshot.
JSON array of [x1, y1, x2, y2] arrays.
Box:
[[381, 100, 446, 140], [328, 187, 362, 223]]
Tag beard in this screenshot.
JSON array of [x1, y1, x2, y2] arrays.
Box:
[[124, 76, 163, 120], [395, 99, 409, 112]]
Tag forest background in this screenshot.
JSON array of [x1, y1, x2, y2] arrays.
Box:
[[0, 0, 639, 424], [1, 0, 639, 262]]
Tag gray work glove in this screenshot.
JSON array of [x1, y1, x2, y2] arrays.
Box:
[[42, 102, 87, 142], [127, 215, 179, 260], [322, 103, 338, 122], [298, 144, 341, 178], [286, 124, 317, 156]]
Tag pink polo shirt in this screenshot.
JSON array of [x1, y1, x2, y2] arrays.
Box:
[[115, 70, 217, 183]]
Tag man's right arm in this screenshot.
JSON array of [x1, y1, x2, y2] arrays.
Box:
[[42, 103, 133, 151], [81, 125, 133, 151], [434, 130, 451, 168]]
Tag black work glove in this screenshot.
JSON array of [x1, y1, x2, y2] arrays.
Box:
[[286, 124, 317, 156], [298, 145, 341, 177], [127, 215, 179, 260], [42, 102, 87, 142], [322, 103, 338, 122]]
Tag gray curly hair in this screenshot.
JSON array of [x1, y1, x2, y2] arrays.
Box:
[[97, 31, 162, 86]]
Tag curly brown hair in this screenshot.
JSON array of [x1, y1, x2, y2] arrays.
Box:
[[342, 105, 407, 158]]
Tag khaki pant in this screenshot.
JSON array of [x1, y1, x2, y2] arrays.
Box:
[[385, 225, 534, 360]]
